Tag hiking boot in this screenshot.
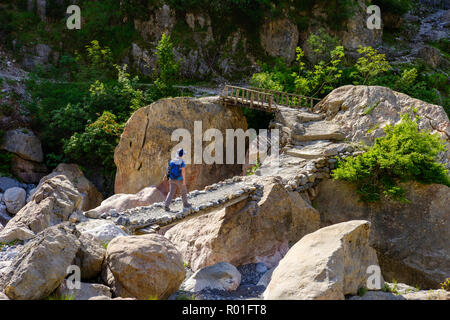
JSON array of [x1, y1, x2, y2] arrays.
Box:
[[164, 206, 171, 212], [183, 203, 193, 209]]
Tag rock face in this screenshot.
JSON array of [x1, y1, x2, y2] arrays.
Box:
[[74, 233, 106, 280], [56, 282, 112, 300], [165, 178, 320, 271], [315, 179, 450, 289], [260, 17, 299, 63], [0, 175, 82, 243], [39, 164, 103, 211], [0, 128, 43, 162], [86, 187, 165, 218], [3, 187, 26, 214], [134, 4, 175, 43], [114, 97, 247, 194], [338, 0, 383, 51], [263, 220, 380, 300], [0, 225, 80, 300], [182, 262, 241, 292], [313, 85, 450, 168], [102, 234, 185, 300]]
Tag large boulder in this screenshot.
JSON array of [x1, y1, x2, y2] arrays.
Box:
[[0, 128, 43, 162], [114, 97, 247, 194], [0, 203, 9, 226], [0, 177, 21, 192], [102, 234, 185, 300], [56, 282, 111, 300], [315, 179, 450, 289], [74, 233, 106, 280], [182, 262, 241, 292], [39, 164, 103, 211], [263, 220, 380, 300], [75, 219, 128, 244], [313, 85, 450, 168], [85, 186, 164, 218], [10, 155, 48, 184], [0, 175, 82, 243], [3, 187, 26, 214], [165, 178, 320, 271], [0, 224, 80, 300]]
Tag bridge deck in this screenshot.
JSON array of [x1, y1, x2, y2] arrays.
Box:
[[111, 178, 261, 232]]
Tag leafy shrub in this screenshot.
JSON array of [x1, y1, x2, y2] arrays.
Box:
[[64, 111, 124, 174], [354, 46, 391, 85], [441, 278, 450, 291], [306, 28, 342, 65], [332, 113, 450, 203], [293, 45, 345, 97], [250, 59, 294, 92]]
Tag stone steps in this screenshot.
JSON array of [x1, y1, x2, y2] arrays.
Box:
[[292, 121, 345, 142], [286, 140, 352, 159], [296, 111, 326, 123]]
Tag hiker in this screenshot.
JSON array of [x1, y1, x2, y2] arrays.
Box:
[[164, 148, 192, 211]]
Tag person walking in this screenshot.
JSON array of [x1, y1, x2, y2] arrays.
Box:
[[164, 148, 192, 211]]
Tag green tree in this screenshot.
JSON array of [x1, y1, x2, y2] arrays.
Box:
[[354, 46, 391, 85], [152, 33, 180, 99], [306, 28, 341, 65], [293, 45, 345, 97]]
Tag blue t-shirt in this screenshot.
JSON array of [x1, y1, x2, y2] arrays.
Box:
[[170, 158, 186, 181]]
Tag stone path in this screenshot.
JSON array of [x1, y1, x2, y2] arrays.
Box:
[[109, 177, 263, 233]]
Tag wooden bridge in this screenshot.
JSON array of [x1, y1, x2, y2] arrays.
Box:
[[220, 85, 321, 112]]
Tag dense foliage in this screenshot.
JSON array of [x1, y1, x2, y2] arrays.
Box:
[[25, 36, 182, 194], [332, 113, 450, 203], [250, 30, 449, 116]]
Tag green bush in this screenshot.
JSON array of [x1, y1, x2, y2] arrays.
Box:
[[332, 113, 450, 203], [64, 111, 124, 174], [354, 46, 392, 85]]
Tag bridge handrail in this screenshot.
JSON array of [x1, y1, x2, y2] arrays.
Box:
[[220, 85, 274, 111], [249, 87, 321, 101], [220, 85, 320, 110], [249, 86, 320, 109]]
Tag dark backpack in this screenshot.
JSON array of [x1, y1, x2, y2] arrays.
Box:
[[166, 160, 182, 180]]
